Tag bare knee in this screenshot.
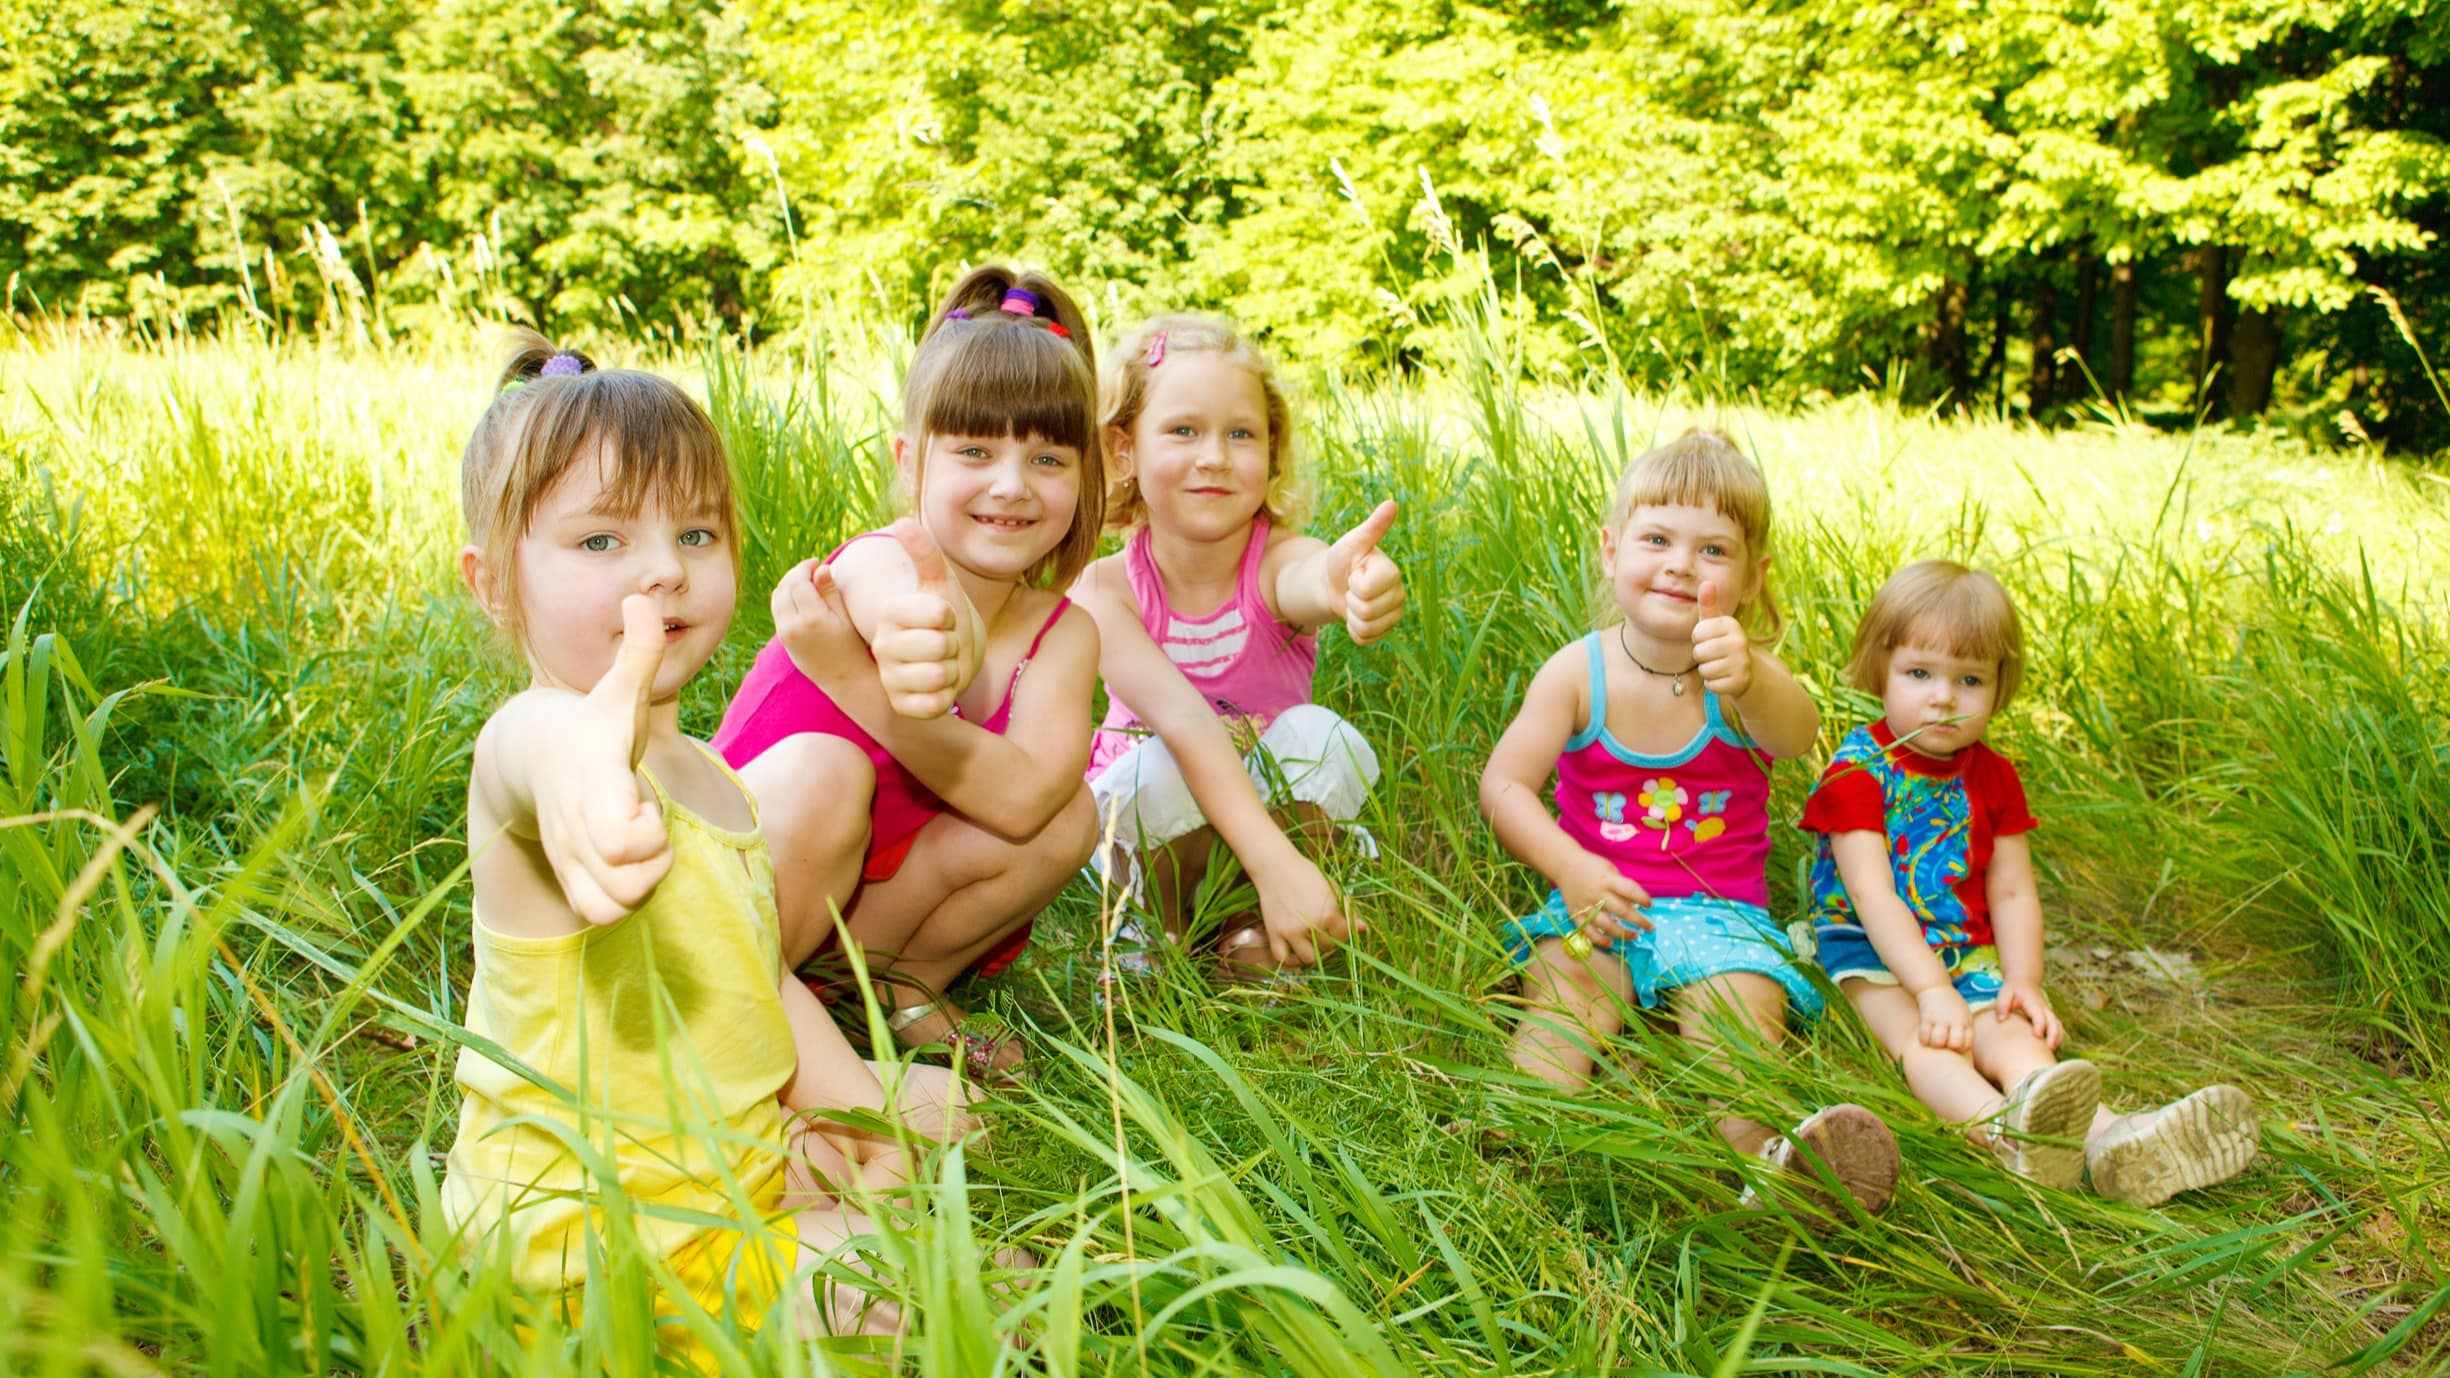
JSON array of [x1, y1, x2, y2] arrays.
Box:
[[1042, 784, 1099, 871]]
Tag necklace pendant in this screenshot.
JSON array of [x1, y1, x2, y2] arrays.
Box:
[[1671, 677, 1686, 697]]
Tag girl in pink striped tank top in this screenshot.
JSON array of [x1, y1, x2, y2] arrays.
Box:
[[1480, 430, 1901, 1221], [1072, 315, 1408, 979]]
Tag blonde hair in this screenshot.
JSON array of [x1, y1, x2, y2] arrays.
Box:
[[459, 329, 738, 649], [1603, 428, 1784, 642], [899, 266, 1105, 590], [1100, 314, 1308, 533], [1843, 560, 2026, 708]]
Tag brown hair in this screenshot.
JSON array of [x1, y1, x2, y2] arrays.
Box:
[[1842, 560, 2026, 708], [1602, 428, 1785, 642], [459, 328, 738, 646], [899, 266, 1104, 589], [1100, 314, 1307, 533]]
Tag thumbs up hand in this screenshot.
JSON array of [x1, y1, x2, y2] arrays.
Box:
[[1691, 581, 1753, 698], [535, 594, 674, 924], [1323, 500, 1406, 645], [872, 518, 980, 719]]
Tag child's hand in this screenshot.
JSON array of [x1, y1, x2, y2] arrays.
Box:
[[1691, 581, 1753, 698], [872, 518, 976, 719], [1916, 985, 1975, 1052], [773, 557, 866, 685], [1560, 852, 1653, 949], [1994, 982, 2064, 1049], [537, 595, 674, 924], [1255, 853, 1358, 966], [1324, 500, 1407, 645]]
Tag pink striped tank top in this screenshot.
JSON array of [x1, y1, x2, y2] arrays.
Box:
[[1086, 518, 1318, 778], [1555, 632, 1773, 908], [712, 532, 1072, 865]]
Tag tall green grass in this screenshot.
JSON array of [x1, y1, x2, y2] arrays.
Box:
[[2, 311, 2447, 1374]]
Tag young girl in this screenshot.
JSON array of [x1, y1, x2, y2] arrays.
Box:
[[439, 338, 954, 1349], [714, 268, 1104, 1079], [1802, 560, 2259, 1204], [1074, 315, 1399, 977], [1481, 430, 1900, 1218]]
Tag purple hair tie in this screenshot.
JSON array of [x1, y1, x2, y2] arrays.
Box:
[[946, 309, 972, 320], [999, 287, 1043, 317], [539, 353, 584, 378]]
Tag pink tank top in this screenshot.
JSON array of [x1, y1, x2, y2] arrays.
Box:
[[712, 533, 1072, 861], [1086, 518, 1319, 778], [1555, 632, 1772, 908]]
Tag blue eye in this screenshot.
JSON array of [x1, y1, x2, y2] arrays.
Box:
[[1171, 425, 1196, 438], [581, 533, 619, 553], [1960, 674, 1984, 688], [679, 528, 717, 548], [1907, 667, 1930, 680], [1034, 452, 1069, 468]]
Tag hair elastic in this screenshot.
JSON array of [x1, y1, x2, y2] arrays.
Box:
[[999, 287, 1043, 316], [1047, 321, 1070, 338], [946, 309, 972, 320], [539, 353, 585, 377], [1144, 330, 1167, 369]]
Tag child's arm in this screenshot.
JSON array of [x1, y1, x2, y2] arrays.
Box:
[[1691, 582, 1818, 758], [820, 520, 986, 719], [1267, 500, 1407, 645], [1984, 833, 2063, 1046], [1073, 558, 1353, 964], [1477, 649, 1653, 947], [1826, 831, 1976, 1050], [773, 561, 1093, 839], [470, 596, 674, 925]]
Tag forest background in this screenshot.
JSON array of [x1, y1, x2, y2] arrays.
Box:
[[4, 0, 2448, 450]]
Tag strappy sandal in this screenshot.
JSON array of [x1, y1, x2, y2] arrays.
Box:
[[885, 998, 1027, 1084]]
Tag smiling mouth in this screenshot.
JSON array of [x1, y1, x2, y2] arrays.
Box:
[[971, 514, 1037, 530]]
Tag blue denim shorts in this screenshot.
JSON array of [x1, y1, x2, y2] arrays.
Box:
[[1506, 891, 1824, 1023], [1813, 925, 2003, 1011]]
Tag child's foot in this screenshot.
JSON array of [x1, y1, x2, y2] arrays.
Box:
[[1214, 920, 1300, 987], [1994, 1059, 2101, 1190], [884, 997, 1027, 1083], [1743, 1103, 1900, 1219], [2086, 1084, 2258, 1205]]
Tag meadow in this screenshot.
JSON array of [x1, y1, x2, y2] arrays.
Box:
[[3, 309, 2448, 1375]]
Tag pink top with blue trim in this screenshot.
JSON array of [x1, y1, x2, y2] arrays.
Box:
[[1554, 631, 1772, 909], [1085, 518, 1318, 778]]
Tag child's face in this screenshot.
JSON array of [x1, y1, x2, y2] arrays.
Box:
[[903, 429, 1083, 583], [495, 444, 737, 702], [1880, 634, 2000, 758], [1115, 352, 1273, 542], [1599, 502, 1760, 641]]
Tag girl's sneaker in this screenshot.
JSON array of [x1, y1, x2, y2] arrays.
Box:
[[1993, 1059, 2102, 1190], [2085, 1084, 2259, 1206], [1742, 1103, 1900, 1220]]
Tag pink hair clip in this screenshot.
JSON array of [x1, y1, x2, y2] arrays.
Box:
[[1145, 330, 1167, 369]]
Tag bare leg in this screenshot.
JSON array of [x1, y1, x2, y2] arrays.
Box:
[[846, 787, 1098, 1061], [1847, 981, 2011, 1131], [1142, 824, 1218, 941], [1510, 937, 1635, 1090], [1668, 971, 1788, 1156], [737, 734, 876, 967]]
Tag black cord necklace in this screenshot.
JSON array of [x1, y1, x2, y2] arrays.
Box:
[[1619, 621, 1700, 696]]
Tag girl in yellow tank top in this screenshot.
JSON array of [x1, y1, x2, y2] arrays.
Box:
[[439, 335, 964, 1359]]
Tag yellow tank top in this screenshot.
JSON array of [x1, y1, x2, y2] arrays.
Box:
[[440, 749, 797, 1295]]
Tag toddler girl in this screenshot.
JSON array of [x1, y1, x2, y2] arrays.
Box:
[[715, 268, 1105, 1079], [440, 337, 953, 1349], [1802, 559, 2259, 1204], [1482, 429, 1899, 1218], [1076, 315, 1400, 977]]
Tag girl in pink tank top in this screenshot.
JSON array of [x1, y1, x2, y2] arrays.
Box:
[[1480, 430, 1901, 1220], [1072, 315, 1408, 980], [713, 267, 1108, 1082]]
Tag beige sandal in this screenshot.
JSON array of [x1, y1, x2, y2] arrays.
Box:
[[885, 998, 1027, 1083]]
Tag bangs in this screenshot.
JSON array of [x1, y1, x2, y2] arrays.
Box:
[[1610, 433, 1771, 549], [913, 324, 1098, 456], [1898, 580, 2021, 664], [517, 373, 736, 537]]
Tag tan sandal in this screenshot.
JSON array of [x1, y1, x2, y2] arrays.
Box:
[[885, 998, 1027, 1083]]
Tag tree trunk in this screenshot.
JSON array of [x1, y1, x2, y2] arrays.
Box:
[[2193, 245, 2234, 411], [2229, 308, 2281, 415], [2068, 252, 2100, 404], [1927, 278, 1971, 406], [2110, 260, 2137, 398], [2028, 273, 2059, 413], [1984, 288, 2012, 412]]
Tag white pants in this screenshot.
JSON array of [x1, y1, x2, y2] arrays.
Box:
[[1088, 704, 1380, 896]]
